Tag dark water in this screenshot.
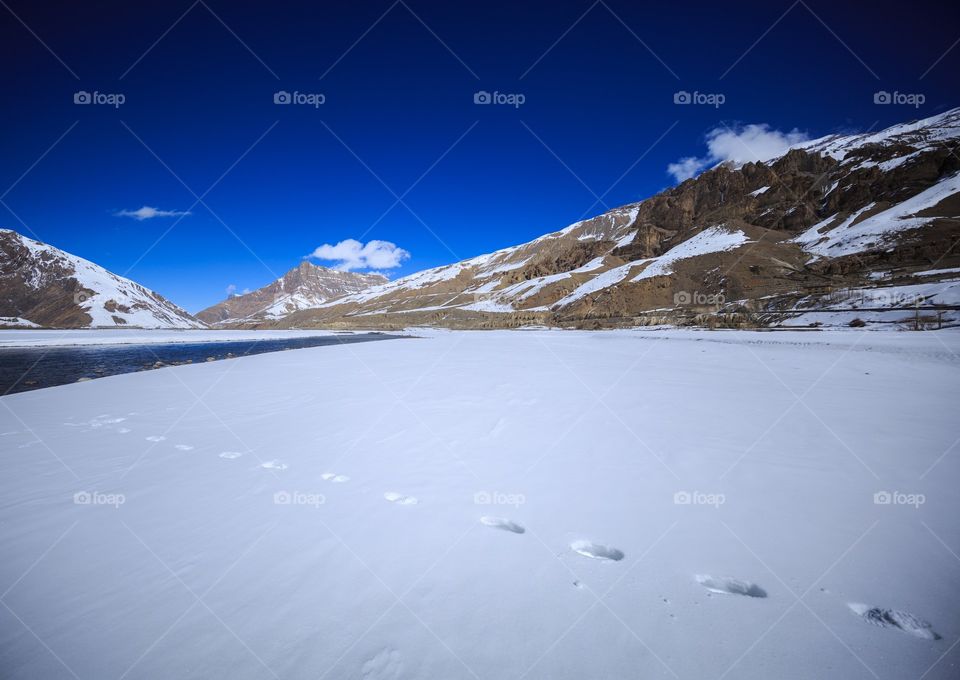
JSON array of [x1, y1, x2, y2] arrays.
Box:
[[0, 333, 401, 395]]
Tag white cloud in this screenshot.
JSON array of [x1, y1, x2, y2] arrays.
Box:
[[666, 157, 708, 183], [115, 206, 192, 220], [308, 239, 410, 271], [226, 284, 237, 296], [667, 124, 809, 183]]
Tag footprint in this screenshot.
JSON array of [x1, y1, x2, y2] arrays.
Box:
[[361, 648, 403, 679], [696, 575, 767, 598], [219, 451, 243, 459], [480, 516, 525, 534], [571, 540, 624, 561], [848, 603, 940, 640], [384, 492, 418, 505], [145, 436, 166, 442], [260, 460, 288, 471], [174, 444, 194, 451], [84, 415, 121, 429], [321, 473, 350, 483]]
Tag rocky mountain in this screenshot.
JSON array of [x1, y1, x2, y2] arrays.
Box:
[[196, 261, 387, 325], [263, 108, 960, 331], [0, 229, 204, 329]]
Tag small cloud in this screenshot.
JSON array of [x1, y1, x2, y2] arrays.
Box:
[[666, 157, 708, 183], [667, 124, 809, 183], [226, 284, 237, 296], [115, 206, 192, 221], [308, 239, 410, 271]]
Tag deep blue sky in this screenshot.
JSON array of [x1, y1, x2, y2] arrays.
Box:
[[1, 0, 957, 312]]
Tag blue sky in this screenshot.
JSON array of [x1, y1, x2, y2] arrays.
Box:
[[1, 0, 958, 312]]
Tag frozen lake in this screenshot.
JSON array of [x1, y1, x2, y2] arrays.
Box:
[[0, 332, 401, 394]]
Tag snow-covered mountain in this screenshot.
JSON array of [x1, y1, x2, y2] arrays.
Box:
[[195, 261, 387, 325], [271, 108, 960, 330], [0, 229, 204, 329]]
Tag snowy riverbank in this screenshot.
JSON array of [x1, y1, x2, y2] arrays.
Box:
[[1, 329, 958, 679], [0, 328, 377, 348]]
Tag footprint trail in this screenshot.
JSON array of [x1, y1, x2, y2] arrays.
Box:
[[480, 516, 525, 534], [384, 492, 418, 505], [848, 603, 940, 640], [571, 541, 624, 561], [695, 575, 767, 598]]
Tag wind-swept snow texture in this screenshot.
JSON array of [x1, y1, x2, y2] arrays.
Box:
[[1, 329, 957, 679]]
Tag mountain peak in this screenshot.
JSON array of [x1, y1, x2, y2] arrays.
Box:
[[196, 261, 390, 325], [0, 229, 204, 328]]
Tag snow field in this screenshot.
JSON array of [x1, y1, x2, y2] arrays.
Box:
[[0, 329, 958, 679]]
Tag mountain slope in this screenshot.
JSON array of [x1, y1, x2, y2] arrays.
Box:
[[271, 108, 960, 330], [0, 229, 204, 329], [196, 261, 387, 325]]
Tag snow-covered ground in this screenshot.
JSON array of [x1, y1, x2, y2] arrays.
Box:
[[0, 329, 372, 348], [1, 329, 958, 679], [0, 317, 40, 328]]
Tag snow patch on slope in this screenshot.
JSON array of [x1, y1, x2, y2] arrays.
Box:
[[553, 261, 645, 307], [632, 225, 749, 282], [793, 173, 960, 257], [0, 316, 40, 328]]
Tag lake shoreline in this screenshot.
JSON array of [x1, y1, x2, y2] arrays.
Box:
[[0, 333, 403, 395]]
